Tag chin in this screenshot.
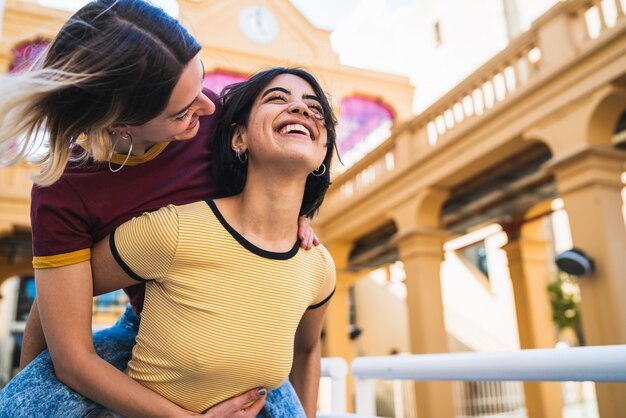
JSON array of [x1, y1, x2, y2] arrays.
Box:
[[173, 127, 199, 141]]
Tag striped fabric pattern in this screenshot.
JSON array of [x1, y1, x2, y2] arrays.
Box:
[[112, 201, 335, 412]]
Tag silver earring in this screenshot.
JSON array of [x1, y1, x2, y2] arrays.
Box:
[[235, 148, 248, 164], [108, 131, 133, 173], [311, 163, 326, 177]]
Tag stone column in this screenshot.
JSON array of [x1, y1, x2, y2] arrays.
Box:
[[394, 228, 455, 418], [548, 145, 626, 418], [390, 189, 456, 418], [502, 218, 562, 418]]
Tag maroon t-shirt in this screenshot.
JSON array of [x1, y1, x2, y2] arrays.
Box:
[[31, 89, 222, 313]]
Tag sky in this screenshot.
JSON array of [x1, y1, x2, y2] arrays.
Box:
[[37, 0, 412, 33], [36, 0, 418, 77], [38, 0, 370, 31], [289, 0, 361, 31], [289, 0, 414, 31]]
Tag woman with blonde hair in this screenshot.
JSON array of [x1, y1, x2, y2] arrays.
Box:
[[0, 1, 316, 416]]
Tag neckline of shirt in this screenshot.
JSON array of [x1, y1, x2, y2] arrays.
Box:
[[205, 199, 300, 261], [109, 142, 170, 166], [76, 141, 170, 167]]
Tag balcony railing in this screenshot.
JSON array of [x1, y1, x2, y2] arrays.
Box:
[[318, 345, 625, 417], [319, 357, 349, 416], [321, 0, 626, 220]]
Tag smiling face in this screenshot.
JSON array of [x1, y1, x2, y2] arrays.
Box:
[[234, 74, 328, 174], [119, 55, 215, 150], [213, 68, 336, 217]]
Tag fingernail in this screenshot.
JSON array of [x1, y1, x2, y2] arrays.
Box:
[[258, 388, 267, 396]]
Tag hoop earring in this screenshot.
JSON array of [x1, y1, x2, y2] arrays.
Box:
[[311, 163, 326, 177], [109, 131, 133, 173], [235, 148, 248, 164]]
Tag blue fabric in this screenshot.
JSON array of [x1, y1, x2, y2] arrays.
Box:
[[257, 379, 306, 418], [0, 305, 305, 418]]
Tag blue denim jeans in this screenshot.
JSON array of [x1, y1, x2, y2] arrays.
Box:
[[0, 305, 305, 418]]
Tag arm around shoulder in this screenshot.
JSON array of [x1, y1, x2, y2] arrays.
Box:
[[309, 246, 336, 309], [21, 180, 93, 367]]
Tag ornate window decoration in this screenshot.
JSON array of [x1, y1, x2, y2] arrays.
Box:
[[336, 97, 394, 170], [9, 40, 50, 73], [203, 71, 248, 96]]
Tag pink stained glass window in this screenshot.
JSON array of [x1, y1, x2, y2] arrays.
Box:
[[9, 41, 49, 73], [337, 97, 394, 154], [203, 71, 248, 96]]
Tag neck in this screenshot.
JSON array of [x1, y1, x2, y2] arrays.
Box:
[[217, 170, 307, 252], [112, 138, 149, 157]]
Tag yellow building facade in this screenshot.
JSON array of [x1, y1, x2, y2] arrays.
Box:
[[314, 0, 626, 417], [1, 0, 626, 417]]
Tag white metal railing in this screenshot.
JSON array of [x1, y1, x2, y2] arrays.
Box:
[[319, 357, 349, 415], [350, 345, 626, 416]]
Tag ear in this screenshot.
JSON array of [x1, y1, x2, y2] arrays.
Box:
[[107, 123, 130, 135], [231, 125, 248, 152]]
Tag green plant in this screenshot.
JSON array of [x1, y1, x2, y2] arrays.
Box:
[[547, 272, 584, 344]]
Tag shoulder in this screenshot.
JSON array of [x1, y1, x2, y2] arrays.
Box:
[[115, 205, 182, 253], [308, 243, 336, 274], [31, 155, 109, 206], [174, 200, 211, 216], [157, 201, 214, 233], [316, 244, 334, 265], [31, 177, 84, 210], [119, 204, 181, 233], [143, 203, 182, 222], [305, 243, 336, 308]]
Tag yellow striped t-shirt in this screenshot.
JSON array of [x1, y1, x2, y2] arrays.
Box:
[[110, 199, 335, 412]]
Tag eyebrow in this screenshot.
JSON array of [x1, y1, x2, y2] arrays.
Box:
[[262, 86, 322, 104], [169, 61, 206, 118]]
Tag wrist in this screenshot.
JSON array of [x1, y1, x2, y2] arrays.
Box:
[[181, 410, 202, 418]]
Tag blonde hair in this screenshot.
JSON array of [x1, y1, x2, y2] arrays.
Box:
[[0, 0, 201, 185], [0, 68, 119, 185]]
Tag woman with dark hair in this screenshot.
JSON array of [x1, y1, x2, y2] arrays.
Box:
[[212, 68, 334, 217], [0, 1, 315, 417], [88, 67, 337, 417]]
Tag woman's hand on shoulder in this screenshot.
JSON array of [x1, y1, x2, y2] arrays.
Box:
[[298, 216, 320, 250], [198, 388, 267, 417]]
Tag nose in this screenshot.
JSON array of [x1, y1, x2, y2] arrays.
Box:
[[288, 101, 310, 118], [196, 92, 216, 116]]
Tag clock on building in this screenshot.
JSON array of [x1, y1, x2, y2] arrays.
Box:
[[238, 5, 280, 44]]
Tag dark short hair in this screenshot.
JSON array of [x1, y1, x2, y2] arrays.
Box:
[[213, 68, 337, 218]]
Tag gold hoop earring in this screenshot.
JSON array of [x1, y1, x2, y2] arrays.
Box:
[[235, 148, 248, 164], [311, 163, 326, 177], [109, 131, 133, 173]]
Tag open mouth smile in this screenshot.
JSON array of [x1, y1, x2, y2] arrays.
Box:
[[276, 120, 315, 140]]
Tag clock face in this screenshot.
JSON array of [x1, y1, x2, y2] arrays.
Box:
[[238, 5, 280, 44]]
